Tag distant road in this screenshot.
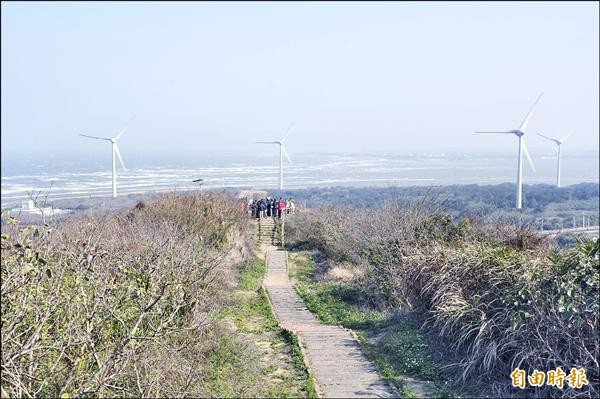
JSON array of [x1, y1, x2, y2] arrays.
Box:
[[539, 226, 600, 237]]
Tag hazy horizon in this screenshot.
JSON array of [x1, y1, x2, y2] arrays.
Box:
[[2, 1, 599, 162], [2, 151, 598, 205]]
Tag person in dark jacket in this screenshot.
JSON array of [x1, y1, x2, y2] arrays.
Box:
[[254, 200, 260, 219]]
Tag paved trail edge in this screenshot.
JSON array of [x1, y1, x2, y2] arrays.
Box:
[[258, 218, 392, 398]]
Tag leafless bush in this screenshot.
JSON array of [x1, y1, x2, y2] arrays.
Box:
[[286, 200, 599, 397], [1, 193, 252, 397]]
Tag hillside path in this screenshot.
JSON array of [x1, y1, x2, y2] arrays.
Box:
[[257, 218, 392, 398]]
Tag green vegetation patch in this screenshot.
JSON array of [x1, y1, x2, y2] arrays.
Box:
[[217, 254, 317, 398], [202, 334, 262, 397], [376, 319, 440, 381], [238, 256, 268, 291], [291, 252, 387, 330], [279, 329, 319, 398], [219, 288, 278, 334], [295, 282, 383, 330], [290, 251, 457, 397], [354, 331, 416, 398]]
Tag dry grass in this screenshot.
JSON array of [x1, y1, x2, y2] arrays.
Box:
[[286, 201, 599, 397]]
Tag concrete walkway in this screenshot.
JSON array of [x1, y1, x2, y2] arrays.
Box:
[[258, 218, 391, 398]]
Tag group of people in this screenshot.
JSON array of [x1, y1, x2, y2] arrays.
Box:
[[247, 197, 295, 219]]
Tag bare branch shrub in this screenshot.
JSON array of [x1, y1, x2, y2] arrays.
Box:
[[1, 193, 253, 397], [285, 199, 599, 397]]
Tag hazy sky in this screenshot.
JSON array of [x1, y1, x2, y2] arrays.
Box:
[[1, 1, 598, 159]]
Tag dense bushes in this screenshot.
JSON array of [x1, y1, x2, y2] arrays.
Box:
[[276, 183, 600, 229], [286, 204, 599, 397], [1, 194, 251, 397]]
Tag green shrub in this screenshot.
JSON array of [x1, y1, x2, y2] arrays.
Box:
[[286, 205, 599, 397]]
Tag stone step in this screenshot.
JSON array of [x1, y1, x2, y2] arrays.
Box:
[[322, 389, 390, 398], [309, 361, 378, 370], [310, 363, 380, 373]]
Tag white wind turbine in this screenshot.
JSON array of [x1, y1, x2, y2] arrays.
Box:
[[80, 119, 133, 198], [538, 133, 570, 188], [256, 122, 293, 190], [475, 93, 543, 209]]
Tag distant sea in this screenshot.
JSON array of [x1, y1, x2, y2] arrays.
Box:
[[1, 152, 598, 206]]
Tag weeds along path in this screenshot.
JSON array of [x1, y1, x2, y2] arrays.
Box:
[[258, 217, 391, 398]]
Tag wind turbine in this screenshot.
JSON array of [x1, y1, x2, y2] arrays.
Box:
[[80, 119, 132, 198], [475, 93, 543, 209], [256, 122, 293, 190], [538, 133, 570, 187]]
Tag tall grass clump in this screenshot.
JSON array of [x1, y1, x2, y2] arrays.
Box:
[[1, 193, 255, 397], [286, 201, 599, 397]]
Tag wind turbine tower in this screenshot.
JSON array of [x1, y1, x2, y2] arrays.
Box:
[[256, 122, 294, 190], [80, 119, 132, 198], [537, 133, 570, 187], [475, 93, 543, 209]]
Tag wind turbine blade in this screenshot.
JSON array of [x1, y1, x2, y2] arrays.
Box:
[[115, 127, 128, 140], [522, 140, 536, 172], [519, 92, 543, 132], [474, 131, 514, 134], [80, 134, 111, 141], [256, 141, 279, 144], [282, 145, 292, 163], [114, 144, 126, 170], [537, 133, 555, 141], [115, 115, 135, 140], [281, 121, 294, 143], [560, 135, 570, 142]]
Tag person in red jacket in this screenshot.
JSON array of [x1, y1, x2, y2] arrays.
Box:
[[277, 197, 285, 218]]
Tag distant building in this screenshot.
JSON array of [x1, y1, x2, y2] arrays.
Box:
[[236, 190, 267, 201], [21, 199, 35, 211], [10, 200, 71, 217]]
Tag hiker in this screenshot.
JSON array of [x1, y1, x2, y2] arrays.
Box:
[[261, 199, 267, 218], [254, 201, 260, 219], [277, 197, 285, 218], [267, 197, 273, 217], [246, 196, 295, 219]]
